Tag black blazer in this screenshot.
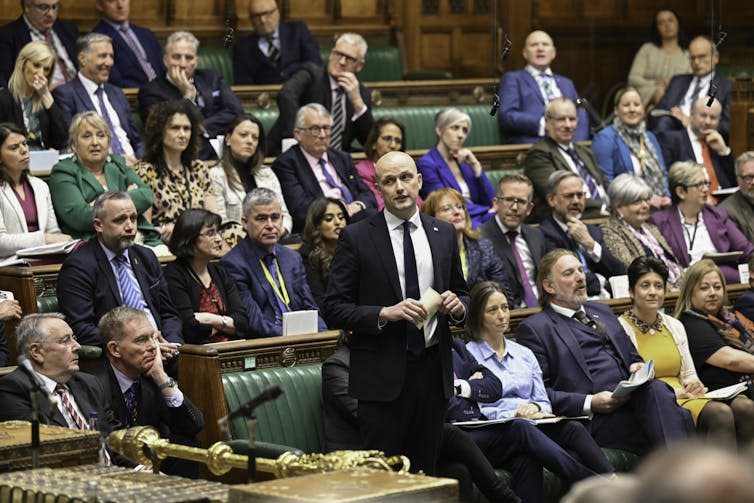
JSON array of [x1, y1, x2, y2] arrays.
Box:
[[164, 259, 249, 343], [56, 240, 182, 346], [298, 244, 328, 313], [267, 62, 373, 155], [539, 214, 626, 296], [0, 324, 8, 367], [481, 218, 546, 308], [321, 345, 362, 452], [659, 129, 735, 188], [273, 145, 377, 233], [322, 212, 470, 402], [0, 88, 68, 150], [91, 20, 165, 88], [653, 73, 731, 138]]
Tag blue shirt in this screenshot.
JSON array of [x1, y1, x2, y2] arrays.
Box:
[[466, 338, 551, 419]]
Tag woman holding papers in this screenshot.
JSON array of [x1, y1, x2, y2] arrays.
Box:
[[165, 208, 248, 343], [462, 281, 613, 502], [620, 256, 742, 445], [0, 122, 70, 259]]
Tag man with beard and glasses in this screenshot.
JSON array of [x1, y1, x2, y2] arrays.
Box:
[[515, 249, 693, 455], [57, 191, 182, 349]]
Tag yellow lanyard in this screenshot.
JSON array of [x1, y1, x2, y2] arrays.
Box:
[[459, 239, 468, 279], [259, 258, 290, 309]]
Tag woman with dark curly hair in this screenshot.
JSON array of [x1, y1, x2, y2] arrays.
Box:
[[355, 117, 406, 210], [135, 100, 218, 243], [299, 197, 350, 310]]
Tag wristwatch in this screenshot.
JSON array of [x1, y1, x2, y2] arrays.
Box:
[[158, 378, 177, 390]]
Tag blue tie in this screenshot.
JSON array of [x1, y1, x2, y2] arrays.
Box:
[[124, 381, 139, 427], [403, 221, 424, 357], [113, 254, 147, 311], [264, 253, 289, 316], [318, 158, 353, 203], [566, 147, 601, 201], [94, 86, 125, 155]]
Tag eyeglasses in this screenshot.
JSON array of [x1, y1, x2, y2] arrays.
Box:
[[684, 181, 711, 190], [331, 49, 360, 66], [496, 196, 531, 208], [30, 2, 59, 13], [298, 125, 331, 136], [737, 173, 754, 183], [379, 135, 402, 145], [250, 7, 277, 21], [437, 203, 465, 214], [199, 229, 220, 239]]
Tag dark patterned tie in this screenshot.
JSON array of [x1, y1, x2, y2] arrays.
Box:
[[330, 88, 345, 150], [124, 382, 139, 427], [119, 24, 157, 80], [505, 230, 538, 307], [566, 147, 601, 200], [266, 35, 281, 67]]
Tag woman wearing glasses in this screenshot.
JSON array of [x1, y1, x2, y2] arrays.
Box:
[[165, 208, 248, 344], [355, 118, 407, 210], [651, 161, 753, 284]]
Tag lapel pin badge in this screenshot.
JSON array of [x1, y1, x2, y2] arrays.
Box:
[[433, 226, 439, 232]]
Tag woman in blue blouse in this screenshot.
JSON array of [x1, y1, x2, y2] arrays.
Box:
[[417, 108, 495, 228]]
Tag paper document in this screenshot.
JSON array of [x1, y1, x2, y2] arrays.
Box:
[[703, 382, 748, 400], [454, 415, 590, 429], [282, 310, 319, 336], [17, 239, 81, 257], [416, 287, 442, 329], [612, 360, 654, 398]]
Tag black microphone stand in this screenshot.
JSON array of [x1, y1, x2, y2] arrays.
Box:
[[18, 360, 43, 468]]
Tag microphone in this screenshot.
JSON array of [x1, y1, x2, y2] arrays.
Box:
[[217, 384, 283, 431], [489, 35, 512, 117], [706, 83, 719, 108], [18, 358, 59, 407], [223, 19, 234, 48], [576, 97, 603, 129]]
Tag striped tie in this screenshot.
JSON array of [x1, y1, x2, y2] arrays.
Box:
[[95, 87, 125, 155], [266, 35, 281, 67], [566, 147, 602, 201], [55, 384, 88, 430], [330, 88, 345, 150], [113, 254, 148, 311]]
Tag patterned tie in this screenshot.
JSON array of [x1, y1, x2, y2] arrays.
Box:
[[506, 230, 538, 308], [123, 382, 139, 427], [264, 253, 289, 315], [573, 310, 608, 338], [266, 35, 281, 67], [44, 31, 73, 82], [329, 88, 345, 150], [55, 384, 88, 430], [113, 254, 148, 311], [539, 72, 558, 101], [119, 25, 157, 80], [689, 77, 703, 108], [318, 158, 353, 203], [94, 87, 125, 155], [403, 221, 425, 357], [566, 147, 602, 201]]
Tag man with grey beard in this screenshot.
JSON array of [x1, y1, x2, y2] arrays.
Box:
[[719, 151, 754, 242], [515, 249, 693, 455], [57, 191, 182, 348]]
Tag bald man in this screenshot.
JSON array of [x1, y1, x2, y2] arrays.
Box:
[[323, 151, 469, 476]]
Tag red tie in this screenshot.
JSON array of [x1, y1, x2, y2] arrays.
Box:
[[55, 384, 88, 430], [43, 31, 73, 82]]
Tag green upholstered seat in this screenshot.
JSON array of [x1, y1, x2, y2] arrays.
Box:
[[197, 47, 234, 85], [246, 108, 279, 137]]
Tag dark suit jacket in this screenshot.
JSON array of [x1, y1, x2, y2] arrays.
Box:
[[523, 137, 608, 223], [0, 368, 119, 435], [321, 345, 362, 452], [0, 88, 68, 150], [0, 324, 8, 367], [56, 240, 182, 346], [267, 62, 373, 155], [233, 21, 321, 85], [164, 259, 249, 343], [0, 16, 79, 85], [322, 212, 470, 402], [515, 302, 642, 417], [447, 337, 501, 422], [220, 239, 326, 338], [653, 73, 731, 137], [298, 244, 328, 313], [498, 69, 589, 144], [272, 145, 377, 233], [734, 289, 754, 323], [480, 218, 546, 308], [464, 236, 515, 307], [658, 129, 735, 188], [539, 215, 626, 296], [91, 20, 165, 88], [138, 68, 243, 159], [52, 77, 144, 157]]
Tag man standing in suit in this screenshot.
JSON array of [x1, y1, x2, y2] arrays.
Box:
[[53, 32, 143, 163], [273, 103, 376, 233], [498, 30, 589, 145], [653, 36, 731, 138], [56, 192, 182, 348], [0, 313, 119, 437], [515, 249, 693, 454], [720, 152, 754, 243], [481, 174, 546, 308], [220, 187, 326, 338], [267, 32, 373, 155], [138, 31, 243, 160], [233, 0, 321, 85], [659, 97, 735, 194], [323, 151, 469, 475], [523, 97, 608, 223], [0, 0, 78, 89], [92, 0, 165, 88], [540, 171, 625, 298], [94, 307, 203, 476]]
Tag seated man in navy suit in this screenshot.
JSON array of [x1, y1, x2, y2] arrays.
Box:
[[653, 36, 731, 138], [233, 0, 321, 85], [220, 187, 326, 338], [273, 103, 376, 233], [138, 31, 243, 160], [53, 32, 143, 164], [56, 191, 182, 348], [498, 30, 589, 145], [0, 0, 79, 89], [515, 249, 693, 454], [92, 0, 165, 88], [540, 171, 625, 298]]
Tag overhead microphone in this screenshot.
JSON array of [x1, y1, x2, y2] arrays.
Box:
[[223, 18, 234, 48], [490, 34, 512, 117]]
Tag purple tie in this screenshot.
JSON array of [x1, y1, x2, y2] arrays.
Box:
[[124, 382, 139, 427], [94, 87, 125, 155], [506, 230, 538, 307], [119, 24, 157, 80], [318, 158, 353, 203]]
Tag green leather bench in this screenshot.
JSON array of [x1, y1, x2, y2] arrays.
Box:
[[198, 47, 234, 85], [320, 46, 452, 82], [221, 363, 638, 503]]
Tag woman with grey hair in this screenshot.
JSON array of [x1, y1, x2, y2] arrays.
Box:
[[601, 173, 683, 287], [417, 107, 495, 228], [650, 161, 753, 284]]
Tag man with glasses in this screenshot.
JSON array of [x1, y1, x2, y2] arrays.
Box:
[[481, 174, 547, 308], [0, 0, 79, 88], [267, 32, 373, 155], [523, 97, 609, 223], [720, 152, 754, 242], [540, 171, 625, 298], [233, 0, 320, 85], [272, 103, 376, 233], [221, 187, 326, 338]]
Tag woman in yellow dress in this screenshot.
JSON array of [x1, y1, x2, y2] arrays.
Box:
[[619, 256, 738, 446]]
